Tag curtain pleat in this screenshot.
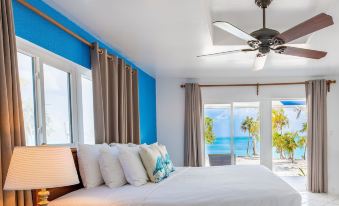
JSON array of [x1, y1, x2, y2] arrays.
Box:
[[126, 66, 133, 143], [306, 79, 328, 193], [184, 83, 204, 167], [118, 58, 127, 143], [0, 0, 32, 205], [90, 44, 105, 142], [91, 43, 140, 144], [132, 70, 140, 144]]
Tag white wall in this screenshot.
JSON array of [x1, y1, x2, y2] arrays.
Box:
[[326, 78, 339, 194], [156, 78, 186, 166], [156, 75, 339, 194]]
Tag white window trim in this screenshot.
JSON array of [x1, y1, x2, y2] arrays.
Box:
[[16, 37, 92, 146]]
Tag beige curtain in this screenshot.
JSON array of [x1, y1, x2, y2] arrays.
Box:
[[306, 79, 328, 193], [184, 83, 204, 167], [91, 43, 140, 144], [0, 0, 33, 205]]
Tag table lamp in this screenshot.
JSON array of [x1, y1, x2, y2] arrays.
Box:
[[4, 146, 79, 206]]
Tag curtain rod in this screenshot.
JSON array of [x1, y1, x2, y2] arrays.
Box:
[[180, 80, 336, 95], [17, 0, 134, 69]]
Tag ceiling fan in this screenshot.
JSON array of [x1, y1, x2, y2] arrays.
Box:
[[198, 0, 334, 71]]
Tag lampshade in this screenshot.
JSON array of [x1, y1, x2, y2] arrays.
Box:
[[4, 146, 79, 190]]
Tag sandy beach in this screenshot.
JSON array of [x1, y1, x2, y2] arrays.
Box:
[[236, 156, 307, 176]]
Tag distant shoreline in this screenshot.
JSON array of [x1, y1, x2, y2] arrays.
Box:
[[206, 136, 306, 160]]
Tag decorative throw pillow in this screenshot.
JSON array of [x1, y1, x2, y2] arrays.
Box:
[[117, 145, 149, 186], [78, 144, 109, 188], [98, 146, 127, 188], [139, 145, 167, 183], [154, 144, 175, 176]]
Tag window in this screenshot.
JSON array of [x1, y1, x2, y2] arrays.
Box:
[[204, 104, 232, 164], [18, 52, 37, 146], [204, 102, 260, 166], [17, 38, 95, 145], [272, 100, 307, 177], [80, 75, 95, 144], [233, 102, 260, 165], [43, 64, 73, 144]]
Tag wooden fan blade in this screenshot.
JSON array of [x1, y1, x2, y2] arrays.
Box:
[[197, 49, 255, 57], [253, 54, 267, 71], [213, 21, 257, 42], [276, 46, 327, 59], [275, 13, 334, 43]]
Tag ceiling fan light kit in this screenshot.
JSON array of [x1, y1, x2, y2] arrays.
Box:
[[200, 0, 334, 71]]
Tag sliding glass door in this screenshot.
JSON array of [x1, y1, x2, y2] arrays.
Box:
[[204, 104, 232, 166], [272, 100, 307, 177], [233, 102, 260, 165], [204, 102, 260, 166]]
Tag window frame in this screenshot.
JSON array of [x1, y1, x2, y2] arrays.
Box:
[[76, 66, 93, 145], [17, 50, 39, 146], [17, 37, 92, 146]]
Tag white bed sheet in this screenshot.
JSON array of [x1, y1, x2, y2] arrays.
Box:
[[50, 166, 301, 206]]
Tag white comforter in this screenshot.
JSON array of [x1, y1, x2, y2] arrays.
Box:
[[50, 166, 301, 206]]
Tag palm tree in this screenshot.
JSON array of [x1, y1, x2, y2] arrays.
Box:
[[294, 106, 305, 119], [283, 132, 299, 163], [272, 109, 289, 159], [298, 122, 307, 160], [241, 117, 259, 156], [204, 117, 216, 144], [273, 132, 286, 159], [300, 122, 307, 133], [251, 119, 260, 156], [272, 109, 289, 134]]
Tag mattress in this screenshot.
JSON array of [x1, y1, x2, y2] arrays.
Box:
[[49, 166, 301, 206]]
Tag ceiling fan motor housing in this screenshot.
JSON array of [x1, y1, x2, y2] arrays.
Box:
[[249, 28, 282, 54], [255, 0, 273, 8]]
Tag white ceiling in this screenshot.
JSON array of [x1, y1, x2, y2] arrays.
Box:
[[43, 0, 339, 78]]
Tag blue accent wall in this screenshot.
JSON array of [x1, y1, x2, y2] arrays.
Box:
[[12, 0, 156, 144], [138, 69, 157, 144]]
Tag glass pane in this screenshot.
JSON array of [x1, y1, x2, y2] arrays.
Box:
[[233, 102, 260, 165], [81, 76, 95, 144], [272, 100, 307, 177], [43, 64, 72, 144], [204, 104, 232, 166], [17, 52, 37, 146]]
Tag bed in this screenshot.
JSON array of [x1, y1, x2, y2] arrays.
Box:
[[48, 164, 301, 206]]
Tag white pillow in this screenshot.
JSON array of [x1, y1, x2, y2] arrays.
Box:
[[139, 145, 166, 183], [117, 145, 149, 186], [78, 144, 109, 188], [110, 143, 136, 147], [99, 146, 127, 188]]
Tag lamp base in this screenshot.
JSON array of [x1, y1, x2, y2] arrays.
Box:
[[37, 188, 50, 206]]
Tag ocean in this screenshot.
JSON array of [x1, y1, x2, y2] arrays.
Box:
[[206, 136, 306, 160]]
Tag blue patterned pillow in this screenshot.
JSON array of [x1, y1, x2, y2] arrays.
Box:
[[153, 144, 175, 176], [139, 145, 166, 183]]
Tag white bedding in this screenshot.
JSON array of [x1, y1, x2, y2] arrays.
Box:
[[50, 166, 301, 206]]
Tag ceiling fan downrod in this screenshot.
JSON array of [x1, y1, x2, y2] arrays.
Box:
[[255, 0, 272, 29], [263, 7, 266, 28]]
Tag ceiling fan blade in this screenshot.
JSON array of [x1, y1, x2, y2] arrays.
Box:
[[213, 21, 257, 42], [276, 46, 327, 59], [275, 13, 333, 44], [197, 49, 255, 57], [253, 54, 267, 71]]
